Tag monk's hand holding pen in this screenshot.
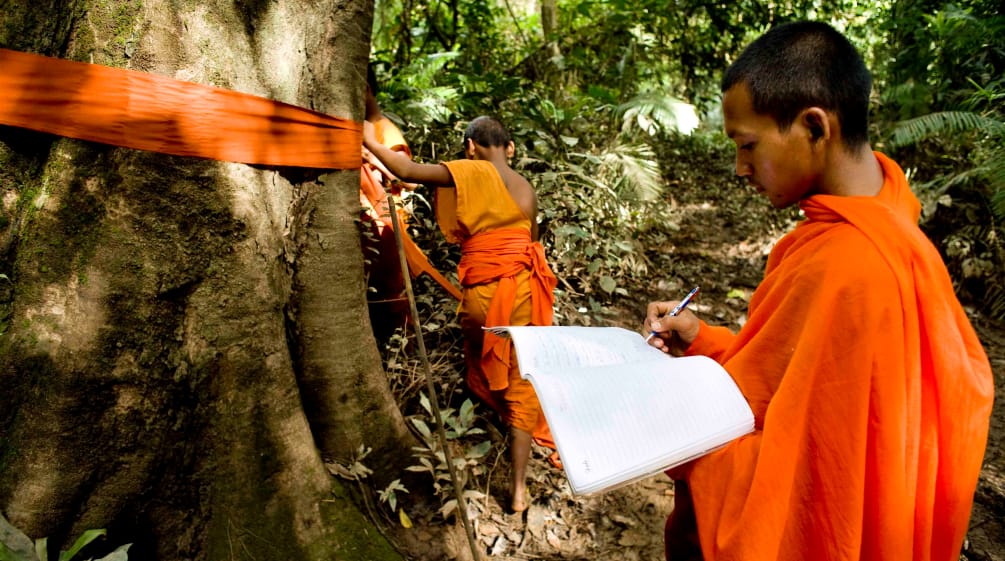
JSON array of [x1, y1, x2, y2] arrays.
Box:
[[645, 286, 701, 356]]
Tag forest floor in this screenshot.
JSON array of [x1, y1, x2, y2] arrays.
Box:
[[377, 160, 1005, 561]]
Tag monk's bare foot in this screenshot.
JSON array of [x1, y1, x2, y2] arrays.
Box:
[[510, 485, 529, 513]]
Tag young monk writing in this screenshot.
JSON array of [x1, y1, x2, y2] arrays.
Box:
[[363, 115, 559, 513], [645, 21, 994, 561]]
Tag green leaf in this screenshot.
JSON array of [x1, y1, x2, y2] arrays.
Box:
[[59, 529, 105, 561], [410, 418, 432, 439], [726, 289, 748, 301], [0, 513, 35, 561], [458, 399, 475, 428], [465, 441, 492, 459], [599, 276, 617, 294]]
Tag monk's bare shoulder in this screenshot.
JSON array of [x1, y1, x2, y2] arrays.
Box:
[[500, 167, 536, 218]]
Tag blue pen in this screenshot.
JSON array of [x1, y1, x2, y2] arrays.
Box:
[[645, 286, 700, 343]]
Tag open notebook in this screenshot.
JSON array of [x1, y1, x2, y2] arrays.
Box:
[[486, 325, 754, 495]]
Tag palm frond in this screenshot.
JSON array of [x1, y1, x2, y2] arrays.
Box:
[[595, 143, 662, 202], [616, 92, 699, 136]]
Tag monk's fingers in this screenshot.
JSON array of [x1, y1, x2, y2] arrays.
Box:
[[645, 301, 678, 331], [647, 333, 672, 353]]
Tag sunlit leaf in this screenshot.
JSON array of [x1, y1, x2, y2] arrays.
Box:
[[398, 509, 413, 529]]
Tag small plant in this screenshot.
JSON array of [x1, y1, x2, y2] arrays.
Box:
[[406, 395, 492, 519], [0, 512, 130, 561]]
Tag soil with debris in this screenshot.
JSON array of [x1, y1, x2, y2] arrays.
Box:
[[378, 163, 1004, 561]]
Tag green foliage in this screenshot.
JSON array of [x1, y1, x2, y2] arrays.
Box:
[[377, 479, 409, 513], [0, 513, 130, 561], [880, 4, 1005, 319], [406, 396, 491, 519], [877, 3, 1004, 119]]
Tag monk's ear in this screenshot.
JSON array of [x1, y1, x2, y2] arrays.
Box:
[[464, 139, 476, 160], [505, 141, 515, 159], [800, 108, 830, 144]]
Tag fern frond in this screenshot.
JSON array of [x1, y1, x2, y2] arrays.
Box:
[[404, 52, 462, 86], [986, 278, 1005, 321], [991, 189, 1005, 223], [891, 111, 1005, 147]]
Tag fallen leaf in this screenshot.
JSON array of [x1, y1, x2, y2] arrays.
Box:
[[526, 505, 546, 538], [546, 528, 562, 549], [490, 535, 509, 556]]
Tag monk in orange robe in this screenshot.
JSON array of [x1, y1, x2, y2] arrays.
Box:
[[645, 22, 994, 561], [363, 115, 558, 513], [359, 67, 461, 343]]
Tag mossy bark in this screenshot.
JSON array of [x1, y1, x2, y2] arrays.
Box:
[[0, 1, 419, 560]]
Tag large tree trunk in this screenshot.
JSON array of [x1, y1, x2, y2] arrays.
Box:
[[0, 1, 420, 560]]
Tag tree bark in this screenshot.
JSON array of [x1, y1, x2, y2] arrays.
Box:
[[0, 1, 419, 559], [540, 0, 560, 60]]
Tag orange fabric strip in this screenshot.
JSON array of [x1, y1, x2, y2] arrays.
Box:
[[0, 48, 361, 169], [361, 161, 462, 300]]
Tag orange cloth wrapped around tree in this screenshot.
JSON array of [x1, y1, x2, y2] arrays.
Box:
[[674, 152, 993, 561], [436, 159, 558, 448], [0, 48, 361, 169]]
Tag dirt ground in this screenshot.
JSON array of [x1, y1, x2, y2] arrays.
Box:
[[379, 173, 1004, 561]]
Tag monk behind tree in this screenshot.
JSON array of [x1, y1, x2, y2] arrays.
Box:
[[645, 21, 994, 561], [359, 66, 462, 344], [363, 116, 558, 513]]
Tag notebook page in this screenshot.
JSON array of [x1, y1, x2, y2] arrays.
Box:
[[523, 355, 754, 495], [490, 326, 666, 374]]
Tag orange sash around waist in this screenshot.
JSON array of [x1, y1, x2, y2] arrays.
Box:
[[460, 227, 557, 390]]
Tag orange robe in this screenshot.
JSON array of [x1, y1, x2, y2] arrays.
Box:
[[436, 160, 558, 447], [360, 118, 462, 340], [674, 153, 994, 561]]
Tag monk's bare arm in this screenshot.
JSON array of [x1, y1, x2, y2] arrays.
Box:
[[363, 121, 453, 186]]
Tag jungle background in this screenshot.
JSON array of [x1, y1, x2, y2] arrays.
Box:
[[0, 0, 1002, 560], [366, 0, 1004, 559]]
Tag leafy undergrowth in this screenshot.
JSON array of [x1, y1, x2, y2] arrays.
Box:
[[366, 136, 1005, 561]]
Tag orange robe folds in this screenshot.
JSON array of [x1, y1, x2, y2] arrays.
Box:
[[359, 118, 462, 307], [436, 160, 558, 447], [675, 153, 994, 561]]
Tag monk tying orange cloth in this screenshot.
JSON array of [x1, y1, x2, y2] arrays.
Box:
[[438, 159, 558, 447], [360, 117, 462, 308], [667, 156, 993, 560], [363, 115, 559, 512]]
